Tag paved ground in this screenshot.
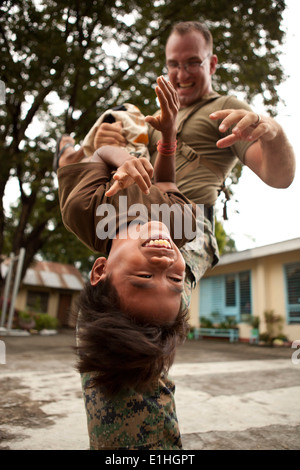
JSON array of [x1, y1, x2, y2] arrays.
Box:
[[0, 329, 299, 450]]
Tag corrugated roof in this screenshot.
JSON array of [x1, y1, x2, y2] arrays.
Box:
[[39, 271, 62, 289], [23, 261, 85, 291], [62, 273, 85, 290], [1, 259, 85, 291]]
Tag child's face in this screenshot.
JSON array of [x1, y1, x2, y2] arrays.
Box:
[[93, 222, 186, 323]]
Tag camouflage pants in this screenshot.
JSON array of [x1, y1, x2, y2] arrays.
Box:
[[81, 373, 182, 450], [181, 216, 219, 310]]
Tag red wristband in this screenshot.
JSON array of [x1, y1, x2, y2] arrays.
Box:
[[157, 140, 177, 156]]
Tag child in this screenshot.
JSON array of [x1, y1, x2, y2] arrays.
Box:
[[57, 77, 205, 450]]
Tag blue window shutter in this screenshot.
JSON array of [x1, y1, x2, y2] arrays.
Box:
[[211, 276, 224, 314], [285, 262, 300, 324], [200, 276, 224, 319], [199, 277, 213, 318]]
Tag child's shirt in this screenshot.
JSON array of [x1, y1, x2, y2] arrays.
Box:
[[58, 161, 197, 256]]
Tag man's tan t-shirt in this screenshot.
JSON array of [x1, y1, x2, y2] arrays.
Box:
[[148, 93, 254, 206]]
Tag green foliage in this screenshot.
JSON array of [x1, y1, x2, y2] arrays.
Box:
[[219, 317, 238, 329], [262, 309, 284, 342], [17, 310, 34, 321], [250, 315, 260, 329], [17, 310, 36, 329], [34, 313, 60, 331], [0, 0, 287, 282], [17, 309, 59, 330], [215, 219, 237, 255], [200, 317, 214, 328], [200, 315, 238, 329]]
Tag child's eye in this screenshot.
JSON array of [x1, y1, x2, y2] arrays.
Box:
[[137, 274, 152, 278], [170, 277, 183, 283]]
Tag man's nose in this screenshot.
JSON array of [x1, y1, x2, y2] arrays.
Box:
[[177, 65, 190, 80]]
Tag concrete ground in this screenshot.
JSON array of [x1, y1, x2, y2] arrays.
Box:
[[0, 329, 299, 450]]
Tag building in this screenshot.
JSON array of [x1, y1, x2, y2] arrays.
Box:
[[189, 238, 300, 342], [5, 260, 86, 328]]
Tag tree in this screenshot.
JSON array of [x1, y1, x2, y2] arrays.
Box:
[[0, 0, 287, 286], [214, 219, 237, 255]]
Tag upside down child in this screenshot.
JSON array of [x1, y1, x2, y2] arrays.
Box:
[[57, 77, 206, 450]]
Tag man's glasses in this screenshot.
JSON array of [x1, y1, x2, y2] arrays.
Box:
[[166, 54, 211, 73]]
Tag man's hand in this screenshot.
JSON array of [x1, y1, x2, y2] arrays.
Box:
[[209, 109, 280, 148], [105, 157, 154, 197], [210, 108, 295, 188]]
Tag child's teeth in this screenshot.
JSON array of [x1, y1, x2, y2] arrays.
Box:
[[146, 239, 171, 248]]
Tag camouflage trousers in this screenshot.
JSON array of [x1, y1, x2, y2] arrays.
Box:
[[81, 373, 182, 450], [181, 216, 219, 310]]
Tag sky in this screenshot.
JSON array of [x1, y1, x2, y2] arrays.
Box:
[[218, 0, 300, 251], [3, 0, 300, 253]]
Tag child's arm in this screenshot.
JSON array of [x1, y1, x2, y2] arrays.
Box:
[[145, 76, 179, 192], [87, 76, 179, 197], [90, 146, 153, 197]]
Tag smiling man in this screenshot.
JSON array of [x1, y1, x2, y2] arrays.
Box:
[[93, 22, 295, 301], [165, 25, 217, 109]]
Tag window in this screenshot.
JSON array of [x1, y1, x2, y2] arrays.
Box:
[[26, 290, 49, 313], [200, 271, 252, 323], [225, 271, 251, 319], [239, 271, 251, 317], [225, 275, 236, 306], [285, 263, 300, 324]]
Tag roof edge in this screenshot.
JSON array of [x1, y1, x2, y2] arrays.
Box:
[[218, 237, 300, 266]]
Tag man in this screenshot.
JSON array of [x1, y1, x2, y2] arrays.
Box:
[[95, 21, 295, 282], [98, 21, 295, 193], [149, 21, 295, 200]]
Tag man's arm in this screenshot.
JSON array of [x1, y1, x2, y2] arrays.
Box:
[[244, 125, 295, 188], [210, 109, 296, 188]]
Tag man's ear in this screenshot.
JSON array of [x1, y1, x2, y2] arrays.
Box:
[[209, 54, 218, 75], [90, 257, 107, 286]]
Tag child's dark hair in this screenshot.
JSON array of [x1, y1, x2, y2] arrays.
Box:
[[75, 277, 189, 397]]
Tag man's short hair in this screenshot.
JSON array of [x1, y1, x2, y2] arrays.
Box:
[[168, 21, 213, 50]]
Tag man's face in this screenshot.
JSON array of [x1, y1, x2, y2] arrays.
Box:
[[93, 222, 186, 323], [165, 31, 217, 108]]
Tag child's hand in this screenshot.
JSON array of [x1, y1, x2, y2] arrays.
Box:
[[145, 76, 179, 140], [105, 157, 154, 197], [94, 121, 127, 149]]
